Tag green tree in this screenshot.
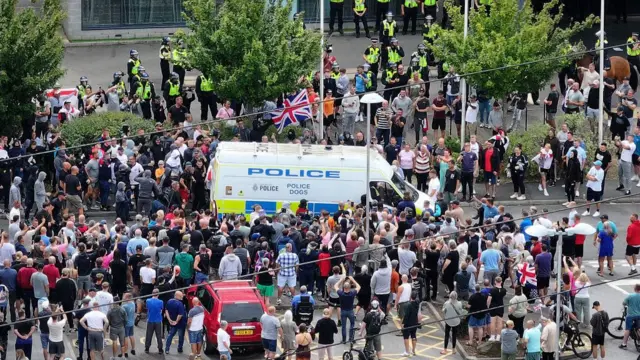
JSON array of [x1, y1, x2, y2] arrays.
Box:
[[0, 0, 65, 135], [428, 0, 595, 100], [183, 0, 322, 107]]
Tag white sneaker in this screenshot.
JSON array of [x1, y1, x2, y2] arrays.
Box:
[[496, 335, 501, 341], [510, 193, 518, 199], [473, 189, 476, 195], [632, 175, 639, 182], [538, 184, 543, 191], [401, 352, 411, 357], [593, 211, 600, 217], [544, 189, 549, 196], [576, 190, 580, 197], [562, 184, 565, 188], [581, 210, 590, 216], [517, 195, 526, 200], [636, 181, 640, 187], [489, 335, 496, 342], [562, 202, 569, 206]]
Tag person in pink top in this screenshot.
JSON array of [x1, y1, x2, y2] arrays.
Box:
[[216, 100, 236, 126], [398, 144, 416, 183]]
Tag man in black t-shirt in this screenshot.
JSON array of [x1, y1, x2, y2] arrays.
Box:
[[128, 247, 147, 295], [360, 300, 384, 359], [413, 90, 430, 142], [167, 96, 189, 126], [384, 137, 400, 164], [544, 84, 560, 129], [401, 292, 421, 356], [443, 160, 460, 204], [64, 166, 83, 216]]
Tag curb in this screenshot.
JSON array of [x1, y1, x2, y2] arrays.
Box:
[[64, 37, 162, 47]]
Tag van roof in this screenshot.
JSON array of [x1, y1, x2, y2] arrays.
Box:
[[215, 142, 392, 177]]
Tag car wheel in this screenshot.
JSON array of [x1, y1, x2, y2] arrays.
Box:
[[203, 329, 216, 355]]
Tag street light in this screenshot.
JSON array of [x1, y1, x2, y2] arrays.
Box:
[[360, 92, 384, 237], [525, 222, 596, 360]]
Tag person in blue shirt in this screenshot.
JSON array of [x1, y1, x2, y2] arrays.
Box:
[[520, 210, 533, 245], [164, 291, 187, 354], [479, 242, 502, 286], [523, 319, 542, 358], [0, 260, 16, 322], [121, 293, 137, 356], [354, 65, 369, 94], [145, 289, 164, 353], [621, 284, 640, 349], [482, 198, 499, 222], [126, 229, 149, 256], [291, 285, 316, 313]]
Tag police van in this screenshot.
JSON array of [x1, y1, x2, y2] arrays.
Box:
[[207, 142, 430, 216]]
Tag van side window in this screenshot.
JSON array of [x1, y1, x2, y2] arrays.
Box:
[[199, 289, 215, 312], [370, 181, 401, 206]]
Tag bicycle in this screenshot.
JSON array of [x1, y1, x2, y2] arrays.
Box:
[[558, 320, 592, 359], [342, 340, 376, 360], [607, 306, 627, 339]]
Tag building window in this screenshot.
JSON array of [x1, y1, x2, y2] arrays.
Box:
[[81, 0, 185, 30]]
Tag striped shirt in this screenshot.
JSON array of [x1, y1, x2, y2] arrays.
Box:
[[375, 108, 393, 129], [414, 151, 431, 173]]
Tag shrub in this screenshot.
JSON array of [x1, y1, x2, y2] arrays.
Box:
[[61, 112, 156, 148], [205, 117, 304, 143]]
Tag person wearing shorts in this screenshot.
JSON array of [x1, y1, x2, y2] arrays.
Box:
[[275, 244, 299, 306], [187, 298, 205, 358], [47, 310, 67, 360], [80, 302, 109, 359], [432, 91, 447, 139], [107, 297, 128, 358], [626, 214, 640, 275], [260, 306, 282, 360]]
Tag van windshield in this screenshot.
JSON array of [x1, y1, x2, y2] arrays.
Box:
[[221, 303, 264, 323], [391, 173, 419, 202]]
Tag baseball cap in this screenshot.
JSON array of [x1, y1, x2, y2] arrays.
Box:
[[82, 297, 92, 304], [600, 214, 609, 220], [251, 233, 260, 241], [136, 244, 143, 250], [405, 229, 415, 237], [593, 160, 602, 166], [592, 301, 600, 309]]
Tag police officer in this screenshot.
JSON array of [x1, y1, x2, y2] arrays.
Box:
[[330, 62, 341, 81], [381, 62, 399, 101], [159, 37, 172, 87], [127, 49, 141, 87], [362, 64, 374, 91], [353, 0, 370, 39], [77, 76, 89, 111], [135, 73, 156, 120], [172, 40, 188, 88], [293, 12, 306, 38], [423, 0, 437, 19], [112, 72, 127, 102], [375, 0, 390, 33], [594, 30, 610, 70], [408, 56, 428, 84], [196, 73, 217, 121], [401, 0, 419, 35], [627, 32, 640, 72], [329, 0, 344, 36], [129, 65, 145, 98], [163, 72, 182, 108], [363, 38, 381, 89], [380, 11, 397, 46], [422, 15, 436, 64], [383, 38, 405, 67], [411, 43, 429, 72]]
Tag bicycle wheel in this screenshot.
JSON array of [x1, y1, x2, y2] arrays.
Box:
[[571, 332, 592, 359], [606, 317, 625, 339], [343, 351, 353, 360]]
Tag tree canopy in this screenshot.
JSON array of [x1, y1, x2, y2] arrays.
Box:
[[427, 0, 595, 98], [0, 0, 65, 135], [183, 0, 322, 107]]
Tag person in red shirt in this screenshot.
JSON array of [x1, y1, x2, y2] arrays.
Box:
[[626, 213, 640, 275], [43, 256, 60, 303], [530, 238, 542, 259], [16, 258, 37, 318], [317, 245, 332, 301], [481, 141, 500, 198]]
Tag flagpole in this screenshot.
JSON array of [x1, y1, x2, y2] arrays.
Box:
[[598, 0, 604, 144], [319, 0, 325, 141], [460, 0, 469, 149]]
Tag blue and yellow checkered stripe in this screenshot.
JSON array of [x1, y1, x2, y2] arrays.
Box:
[[216, 199, 340, 217]]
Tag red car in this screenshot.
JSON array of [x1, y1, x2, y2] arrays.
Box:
[[186, 280, 267, 354]]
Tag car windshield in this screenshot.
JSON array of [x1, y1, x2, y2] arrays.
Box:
[[391, 173, 419, 202], [221, 303, 264, 323]]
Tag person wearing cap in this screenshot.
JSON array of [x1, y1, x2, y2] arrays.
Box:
[[590, 301, 609, 358], [360, 299, 384, 359], [363, 38, 380, 87], [352, 0, 370, 38], [380, 11, 397, 46], [57, 99, 80, 124], [582, 160, 605, 217], [627, 32, 640, 71]]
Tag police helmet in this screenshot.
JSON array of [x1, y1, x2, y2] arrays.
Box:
[[425, 14, 434, 22], [170, 72, 179, 80], [391, 37, 398, 44], [113, 72, 122, 80], [79, 76, 88, 83], [343, 132, 352, 140], [325, 43, 333, 53], [410, 57, 419, 66], [332, 62, 339, 69], [370, 199, 379, 208], [162, 36, 171, 45], [178, 39, 186, 48], [418, 43, 426, 51], [388, 61, 397, 68], [386, 11, 393, 18], [130, 49, 139, 58], [287, 128, 297, 141], [138, 65, 146, 73], [294, 12, 302, 20], [633, 32, 640, 38], [141, 73, 150, 80], [363, 63, 370, 70]]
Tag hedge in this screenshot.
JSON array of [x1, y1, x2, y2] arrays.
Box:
[[60, 112, 156, 148]]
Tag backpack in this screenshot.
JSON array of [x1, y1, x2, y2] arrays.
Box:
[[366, 310, 382, 335], [255, 250, 270, 271]]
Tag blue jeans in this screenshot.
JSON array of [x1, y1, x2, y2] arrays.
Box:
[[340, 309, 356, 342], [395, 136, 403, 146], [479, 100, 491, 124], [99, 180, 110, 206], [165, 326, 185, 352], [77, 328, 89, 358], [375, 128, 390, 146], [220, 350, 232, 360], [195, 272, 208, 284], [298, 270, 315, 294]]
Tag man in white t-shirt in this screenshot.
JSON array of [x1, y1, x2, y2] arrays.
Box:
[[466, 94, 479, 126], [80, 302, 110, 360], [616, 134, 637, 195], [187, 298, 206, 358], [583, 161, 605, 217], [95, 282, 114, 314], [427, 170, 440, 211], [217, 320, 232, 359]]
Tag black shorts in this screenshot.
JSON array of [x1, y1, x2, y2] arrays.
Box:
[[375, 293, 390, 311], [324, 114, 336, 127], [575, 244, 584, 258], [540, 168, 550, 177], [328, 297, 340, 308], [140, 283, 154, 297], [633, 154, 640, 166], [591, 334, 605, 346], [402, 328, 417, 339], [587, 188, 601, 202], [49, 340, 65, 354], [432, 118, 446, 130], [537, 276, 550, 289], [489, 308, 504, 318], [626, 245, 640, 256]]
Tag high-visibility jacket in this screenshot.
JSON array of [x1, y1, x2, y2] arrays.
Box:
[[404, 0, 418, 8], [77, 85, 86, 98], [129, 59, 141, 75], [330, 0, 343, 3], [354, 0, 365, 11], [115, 81, 126, 98], [136, 82, 152, 100], [172, 49, 187, 67], [331, 71, 341, 80], [410, 67, 423, 79], [159, 45, 171, 60], [385, 70, 397, 86], [169, 83, 181, 96], [479, 0, 492, 4], [418, 54, 428, 68], [442, 62, 449, 73], [378, 0, 389, 3], [383, 20, 396, 37], [365, 71, 374, 89], [365, 46, 380, 64], [628, 37, 640, 57], [388, 48, 401, 64], [595, 38, 608, 49], [424, 0, 436, 5], [199, 75, 214, 92]]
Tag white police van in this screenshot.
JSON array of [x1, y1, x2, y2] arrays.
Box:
[[207, 142, 430, 216]]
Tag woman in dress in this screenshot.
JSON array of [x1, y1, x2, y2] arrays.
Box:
[[595, 221, 615, 276], [280, 310, 298, 360], [294, 323, 313, 360], [414, 144, 431, 192], [440, 240, 459, 294]]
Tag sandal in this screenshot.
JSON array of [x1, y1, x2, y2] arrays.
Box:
[[440, 350, 448, 355], [597, 272, 604, 277]]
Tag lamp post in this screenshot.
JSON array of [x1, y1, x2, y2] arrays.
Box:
[[460, 0, 470, 150], [524, 222, 596, 360], [360, 92, 384, 236], [319, 0, 325, 141], [597, 0, 605, 143]]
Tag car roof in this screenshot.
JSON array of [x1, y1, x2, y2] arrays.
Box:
[[211, 281, 263, 304]]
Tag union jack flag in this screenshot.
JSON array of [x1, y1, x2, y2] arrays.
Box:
[[270, 90, 312, 133], [516, 262, 537, 288]]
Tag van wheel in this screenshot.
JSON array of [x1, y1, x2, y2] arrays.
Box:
[[203, 329, 216, 355]]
